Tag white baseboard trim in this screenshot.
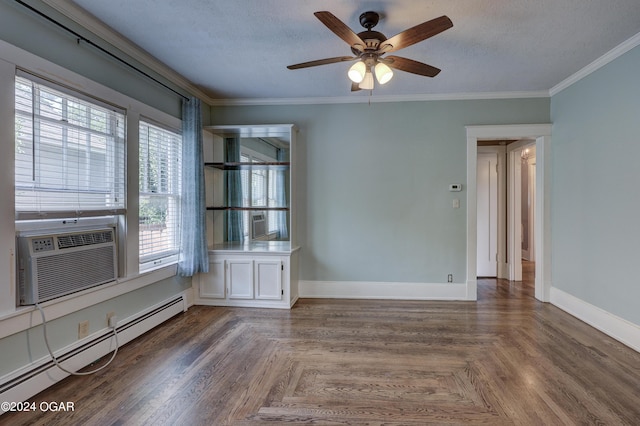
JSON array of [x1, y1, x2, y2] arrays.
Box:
[[194, 298, 295, 309], [0, 291, 188, 409], [550, 287, 640, 353], [299, 280, 469, 300], [466, 280, 477, 301]]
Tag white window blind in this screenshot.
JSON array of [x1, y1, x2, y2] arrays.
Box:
[[14, 73, 126, 220], [139, 120, 182, 263]]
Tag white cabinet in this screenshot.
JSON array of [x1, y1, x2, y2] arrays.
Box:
[[198, 258, 225, 299], [194, 249, 299, 309], [254, 259, 282, 300], [227, 258, 254, 299]]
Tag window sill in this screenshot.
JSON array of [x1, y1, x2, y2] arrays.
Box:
[[139, 254, 179, 274]]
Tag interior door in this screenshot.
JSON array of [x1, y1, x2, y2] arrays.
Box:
[[477, 152, 498, 277]]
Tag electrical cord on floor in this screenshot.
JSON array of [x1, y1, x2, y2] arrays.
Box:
[[35, 303, 119, 376]]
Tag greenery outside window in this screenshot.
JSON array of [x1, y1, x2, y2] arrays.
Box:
[[139, 120, 182, 265]]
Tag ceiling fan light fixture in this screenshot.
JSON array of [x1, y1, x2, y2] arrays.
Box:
[[348, 61, 366, 83], [374, 62, 393, 84], [287, 11, 453, 92], [359, 69, 374, 90]]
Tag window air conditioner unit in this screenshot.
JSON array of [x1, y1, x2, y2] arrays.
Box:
[[17, 228, 117, 305], [252, 213, 267, 239]]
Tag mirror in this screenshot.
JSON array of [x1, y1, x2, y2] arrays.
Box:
[[204, 125, 293, 248], [229, 135, 290, 243]]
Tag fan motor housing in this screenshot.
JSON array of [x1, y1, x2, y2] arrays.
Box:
[[352, 30, 387, 55]]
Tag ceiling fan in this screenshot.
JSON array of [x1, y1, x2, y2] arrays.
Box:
[[287, 11, 453, 91]]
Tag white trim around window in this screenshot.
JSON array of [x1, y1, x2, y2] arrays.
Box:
[[0, 39, 182, 319]]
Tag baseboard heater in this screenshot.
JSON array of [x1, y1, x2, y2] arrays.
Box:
[[0, 295, 185, 406]]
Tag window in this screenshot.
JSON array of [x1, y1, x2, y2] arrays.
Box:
[[14, 73, 126, 220], [240, 151, 279, 239], [139, 120, 182, 265]]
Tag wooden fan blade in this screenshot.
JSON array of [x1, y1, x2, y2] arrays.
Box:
[[351, 82, 361, 92], [287, 56, 357, 70], [383, 56, 441, 77], [314, 11, 366, 52], [379, 15, 453, 53]]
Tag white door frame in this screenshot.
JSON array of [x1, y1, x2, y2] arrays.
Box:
[[466, 124, 552, 302], [527, 154, 536, 262], [505, 140, 536, 282], [520, 149, 536, 262], [508, 146, 524, 282]]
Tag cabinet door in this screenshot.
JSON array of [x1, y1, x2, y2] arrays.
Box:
[[227, 259, 254, 299], [255, 259, 282, 300], [199, 258, 225, 299]]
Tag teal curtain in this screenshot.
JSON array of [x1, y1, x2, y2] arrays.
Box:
[[275, 148, 288, 239], [225, 137, 244, 242], [178, 97, 208, 276]]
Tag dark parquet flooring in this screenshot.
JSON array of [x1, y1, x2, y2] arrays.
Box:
[[3, 261, 640, 425]]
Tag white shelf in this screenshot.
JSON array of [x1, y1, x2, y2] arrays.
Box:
[[208, 240, 299, 254]]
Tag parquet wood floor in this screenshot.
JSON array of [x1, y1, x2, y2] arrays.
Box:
[[3, 263, 639, 425]]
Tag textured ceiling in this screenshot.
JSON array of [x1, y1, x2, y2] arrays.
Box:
[[65, 0, 640, 102]]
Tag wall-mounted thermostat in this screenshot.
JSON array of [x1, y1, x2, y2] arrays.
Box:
[[449, 184, 462, 192]]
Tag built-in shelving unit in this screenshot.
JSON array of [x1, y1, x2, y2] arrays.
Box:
[[194, 124, 299, 309]]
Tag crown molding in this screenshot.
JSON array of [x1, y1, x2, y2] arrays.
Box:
[[208, 90, 550, 107], [41, 0, 214, 104], [550, 31, 640, 96]]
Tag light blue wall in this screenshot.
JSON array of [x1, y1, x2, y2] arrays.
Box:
[[212, 98, 550, 283], [551, 45, 640, 326]]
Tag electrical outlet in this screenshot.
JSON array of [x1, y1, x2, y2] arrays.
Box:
[[106, 311, 115, 326], [78, 320, 90, 339], [108, 315, 118, 328], [447, 274, 453, 283]]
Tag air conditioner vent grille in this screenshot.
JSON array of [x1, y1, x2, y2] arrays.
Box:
[[57, 231, 113, 249], [35, 246, 115, 302]]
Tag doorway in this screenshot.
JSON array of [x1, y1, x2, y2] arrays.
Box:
[[466, 124, 552, 302]]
